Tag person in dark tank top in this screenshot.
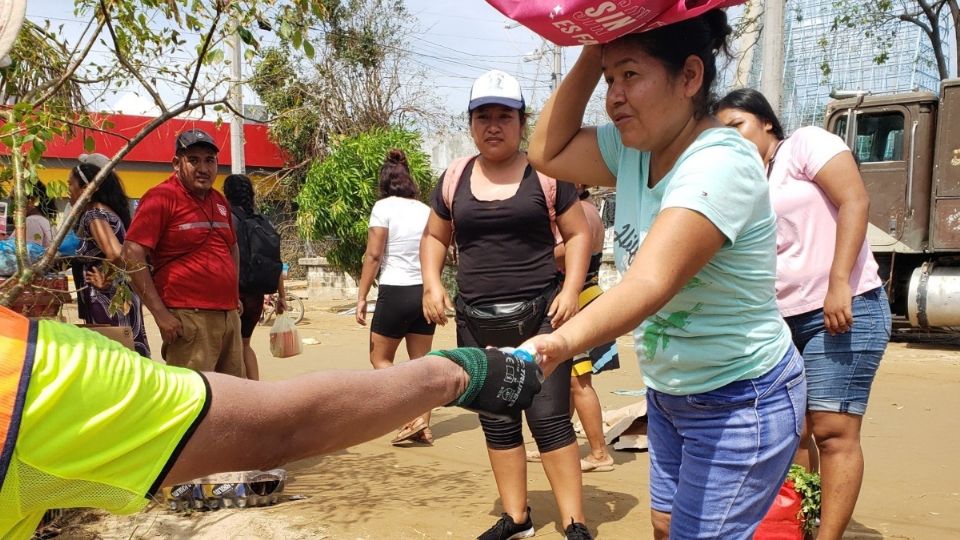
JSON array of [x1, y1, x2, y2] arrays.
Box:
[[420, 69, 594, 539]]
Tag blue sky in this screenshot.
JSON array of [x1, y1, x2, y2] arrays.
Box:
[[27, 1, 578, 117], [404, 1, 576, 112]]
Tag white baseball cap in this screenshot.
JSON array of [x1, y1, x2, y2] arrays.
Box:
[[469, 69, 525, 112], [78, 153, 111, 169]]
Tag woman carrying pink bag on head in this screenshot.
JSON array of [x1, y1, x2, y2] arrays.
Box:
[[525, 8, 806, 539]]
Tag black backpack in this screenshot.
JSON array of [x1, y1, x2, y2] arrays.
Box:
[[232, 207, 282, 295]]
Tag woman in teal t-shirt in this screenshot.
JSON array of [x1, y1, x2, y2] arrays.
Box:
[[526, 9, 805, 539]]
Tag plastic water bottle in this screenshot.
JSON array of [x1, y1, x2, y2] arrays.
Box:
[[498, 346, 538, 363], [514, 346, 539, 364], [498, 345, 544, 384]]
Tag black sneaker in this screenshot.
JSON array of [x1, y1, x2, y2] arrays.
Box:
[[564, 519, 592, 540], [477, 508, 535, 540]]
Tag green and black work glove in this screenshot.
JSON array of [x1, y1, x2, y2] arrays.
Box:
[[430, 347, 543, 420]]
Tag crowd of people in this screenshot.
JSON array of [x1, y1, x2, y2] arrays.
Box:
[[0, 6, 894, 540]]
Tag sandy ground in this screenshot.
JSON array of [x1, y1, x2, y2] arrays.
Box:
[[62, 295, 960, 539]]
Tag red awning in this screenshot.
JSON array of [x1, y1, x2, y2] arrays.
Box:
[[0, 113, 286, 168]]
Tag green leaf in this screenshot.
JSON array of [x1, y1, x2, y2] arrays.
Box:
[[205, 48, 224, 64], [279, 20, 293, 40], [302, 40, 315, 59], [83, 136, 95, 152], [238, 26, 256, 46], [787, 464, 821, 534]]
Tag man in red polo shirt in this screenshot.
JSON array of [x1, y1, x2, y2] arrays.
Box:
[[122, 129, 244, 376]]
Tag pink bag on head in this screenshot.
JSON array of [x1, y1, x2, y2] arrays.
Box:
[[485, 0, 747, 46]]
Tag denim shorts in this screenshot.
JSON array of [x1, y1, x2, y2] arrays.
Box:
[[785, 287, 891, 415], [647, 346, 806, 539]]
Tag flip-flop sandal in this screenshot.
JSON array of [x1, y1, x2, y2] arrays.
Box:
[[580, 456, 615, 472], [391, 422, 428, 445], [411, 427, 434, 445], [526, 450, 542, 463]]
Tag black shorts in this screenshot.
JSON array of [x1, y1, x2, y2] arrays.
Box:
[[239, 292, 265, 338], [370, 284, 436, 339]]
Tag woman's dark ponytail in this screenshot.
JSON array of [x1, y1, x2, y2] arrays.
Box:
[[379, 149, 417, 199]]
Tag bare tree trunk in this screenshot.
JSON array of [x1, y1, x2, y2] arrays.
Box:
[[917, 0, 950, 80]]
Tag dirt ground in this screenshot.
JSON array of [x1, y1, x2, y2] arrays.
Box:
[[64, 296, 960, 539]]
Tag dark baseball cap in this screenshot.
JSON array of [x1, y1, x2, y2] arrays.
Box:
[[175, 128, 220, 154]]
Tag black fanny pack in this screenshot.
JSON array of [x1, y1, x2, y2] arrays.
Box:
[[457, 287, 555, 347]]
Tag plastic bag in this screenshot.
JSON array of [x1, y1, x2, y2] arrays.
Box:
[[269, 313, 302, 358], [485, 0, 746, 46], [58, 229, 80, 257], [0, 239, 44, 276], [754, 480, 804, 540]]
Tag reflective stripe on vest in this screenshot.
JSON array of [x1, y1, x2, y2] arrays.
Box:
[[177, 221, 231, 231], [0, 306, 36, 489]]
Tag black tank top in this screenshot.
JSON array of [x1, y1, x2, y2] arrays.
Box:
[[431, 160, 577, 305]]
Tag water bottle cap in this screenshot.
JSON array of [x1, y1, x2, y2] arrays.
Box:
[[513, 348, 536, 363]]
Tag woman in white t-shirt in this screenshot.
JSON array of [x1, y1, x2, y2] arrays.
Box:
[[356, 149, 436, 445], [715, 88, 891, 540]]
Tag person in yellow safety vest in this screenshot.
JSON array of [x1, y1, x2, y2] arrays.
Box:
[[0, 306, 543, 538]]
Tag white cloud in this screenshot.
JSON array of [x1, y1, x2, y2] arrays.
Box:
[[110, 92, 161, 116]]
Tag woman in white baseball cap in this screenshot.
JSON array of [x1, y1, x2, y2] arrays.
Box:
[[421, 70, 594, 539]]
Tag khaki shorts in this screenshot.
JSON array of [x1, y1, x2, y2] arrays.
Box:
[[162, 308, 244, 377]]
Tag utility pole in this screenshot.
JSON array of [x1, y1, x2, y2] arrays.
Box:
[[551, 44, 562, 91], [732, 2, 761, 88], [760, 0, 785, 114], [229, 25, 245, 175]]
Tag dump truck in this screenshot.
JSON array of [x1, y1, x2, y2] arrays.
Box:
[[826, 79, 960, 328]]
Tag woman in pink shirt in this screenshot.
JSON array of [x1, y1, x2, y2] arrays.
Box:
[[715, 88, 891, 539]]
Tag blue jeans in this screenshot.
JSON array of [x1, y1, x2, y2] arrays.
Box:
[[785, 287, 891, 415], [647, 347, 806, 539]]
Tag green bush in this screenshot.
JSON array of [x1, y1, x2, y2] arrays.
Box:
[[296, 127, 435, 277]]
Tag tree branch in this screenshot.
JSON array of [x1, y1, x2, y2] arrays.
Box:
[[183, 6, 224, 108], [28, 16, 106, 107], [100, 0, 169, 116], [54, 115, 134, 144], [898, 13, 934, 35], [0, 97, 230, 306], [914, 0, 949, 80], [10, 142, 28, 275], [219, 98, 270, 124]]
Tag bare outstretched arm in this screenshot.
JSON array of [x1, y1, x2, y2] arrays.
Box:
[[162, 348, 541, 486]]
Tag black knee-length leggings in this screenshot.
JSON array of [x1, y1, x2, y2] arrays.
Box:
[[456, 313, 576, 453]]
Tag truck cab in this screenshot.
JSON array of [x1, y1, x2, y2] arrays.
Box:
[[825, 79, 960, 327]]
